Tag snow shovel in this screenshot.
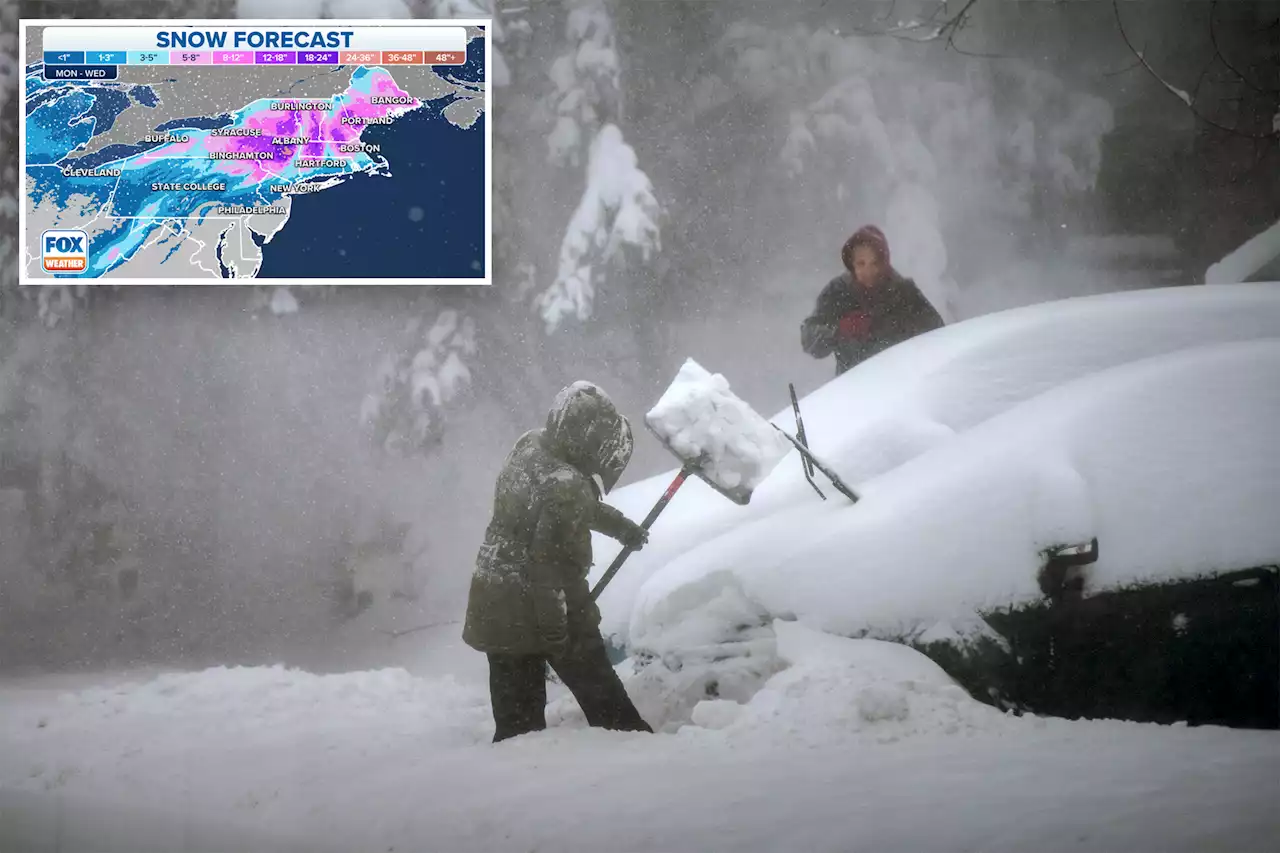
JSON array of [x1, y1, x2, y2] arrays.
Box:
[[587, 451, 699, 603], [588, 359, 793, 601]]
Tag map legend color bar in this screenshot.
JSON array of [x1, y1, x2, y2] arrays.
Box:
[[212, 50, 254, 64], [382, 51, 422, 64], [254, 51, 296, 64]]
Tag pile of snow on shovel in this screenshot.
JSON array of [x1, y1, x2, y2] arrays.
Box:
[[645, 359, 792, 492]]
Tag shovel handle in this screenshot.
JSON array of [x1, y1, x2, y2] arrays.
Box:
[[589, 464, 693, 601]]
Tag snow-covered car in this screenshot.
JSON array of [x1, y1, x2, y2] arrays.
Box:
[[582, 283, 1280, 729]]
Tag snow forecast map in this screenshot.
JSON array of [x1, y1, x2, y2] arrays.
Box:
[[20, 22, 489, 284]]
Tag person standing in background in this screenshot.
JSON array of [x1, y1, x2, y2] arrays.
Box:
[[801, 225, 946, 376]]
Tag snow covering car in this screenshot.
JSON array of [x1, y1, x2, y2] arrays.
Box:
[[575, 283, 1280, 730]]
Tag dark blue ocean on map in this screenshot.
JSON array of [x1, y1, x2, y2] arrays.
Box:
[[440, 40, 484, 86], [257, 38, 488, 281], [130, 85, 160, 107], [256, 98, 485, 280], [81, 87, 133, 136], [153, 114, 232, 132]]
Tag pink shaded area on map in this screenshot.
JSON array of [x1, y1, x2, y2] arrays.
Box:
[[127, 68, 420, 186]]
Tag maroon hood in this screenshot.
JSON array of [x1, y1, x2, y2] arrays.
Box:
[[841, 225, 892, 273]]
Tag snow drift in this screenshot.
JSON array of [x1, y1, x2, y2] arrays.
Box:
[[7, 629, 1280, 853], [592, 284, 1280, 648], [696, 620, 1009, 744]]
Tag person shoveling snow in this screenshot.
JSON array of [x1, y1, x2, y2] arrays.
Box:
[[464, 368, 799, 742], [463, 381, 654, 742]]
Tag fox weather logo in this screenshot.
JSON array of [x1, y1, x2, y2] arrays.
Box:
[[41, 229, 88, 273]]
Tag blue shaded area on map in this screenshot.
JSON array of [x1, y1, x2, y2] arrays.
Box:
[[153, 114, 233, 133], [26, 85, 70, 115], [27, 90, 97, 164], [26, 72, 53, 97], [61, 142, 159, 171], [257, 95, 486, 280], [27, 167, 118, 217], [130, 85, 160, 107], [36, 67, 405, 278]]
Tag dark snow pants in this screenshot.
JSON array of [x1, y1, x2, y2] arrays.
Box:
[[487, 628, 652, 742]]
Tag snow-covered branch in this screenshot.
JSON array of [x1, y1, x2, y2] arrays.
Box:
[[724, 19, 1116, 323], [1112, 0, 1279, 141], [536, 124, 661, 333], [1208, 0, 1280, 97], [832, 0, 992, 55], [547, 0, 620, 167], [360, 310, 478, 454]]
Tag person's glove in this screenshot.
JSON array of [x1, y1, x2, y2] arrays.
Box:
[[801, 320, 838, 358], [619, 520, 649, 551], [838, 312, 872, 339]]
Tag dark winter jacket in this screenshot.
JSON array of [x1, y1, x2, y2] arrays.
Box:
[[800, 271, 945, 376], [462, 393, 644, 657]]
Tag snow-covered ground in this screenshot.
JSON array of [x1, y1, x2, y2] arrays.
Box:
[[4, 285, 1279, 852], [4, 620, 1279, 853]]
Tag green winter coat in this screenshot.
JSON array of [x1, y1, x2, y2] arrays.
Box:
[[462, 384, 641, 657]]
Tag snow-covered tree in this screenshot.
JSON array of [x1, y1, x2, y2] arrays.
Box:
[[535, 1, 663, 333], [718, 20, 1115, 319], [537, 124, 662, 333], [360, 310, 478, 455], [546, 0, 620, 168]]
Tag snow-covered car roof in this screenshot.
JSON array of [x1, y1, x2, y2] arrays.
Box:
[[593, 283, 1280, 649], [1206, 219, 1280, 284]]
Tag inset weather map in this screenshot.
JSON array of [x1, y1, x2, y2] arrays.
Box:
[[19, 20, 490, 284]]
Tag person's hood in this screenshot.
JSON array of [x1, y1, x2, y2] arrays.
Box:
[[543, 381, 634, 494]]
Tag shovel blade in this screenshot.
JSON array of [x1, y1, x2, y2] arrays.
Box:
[[644, 359, 792, 506], [643, 420, 755, 505]]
